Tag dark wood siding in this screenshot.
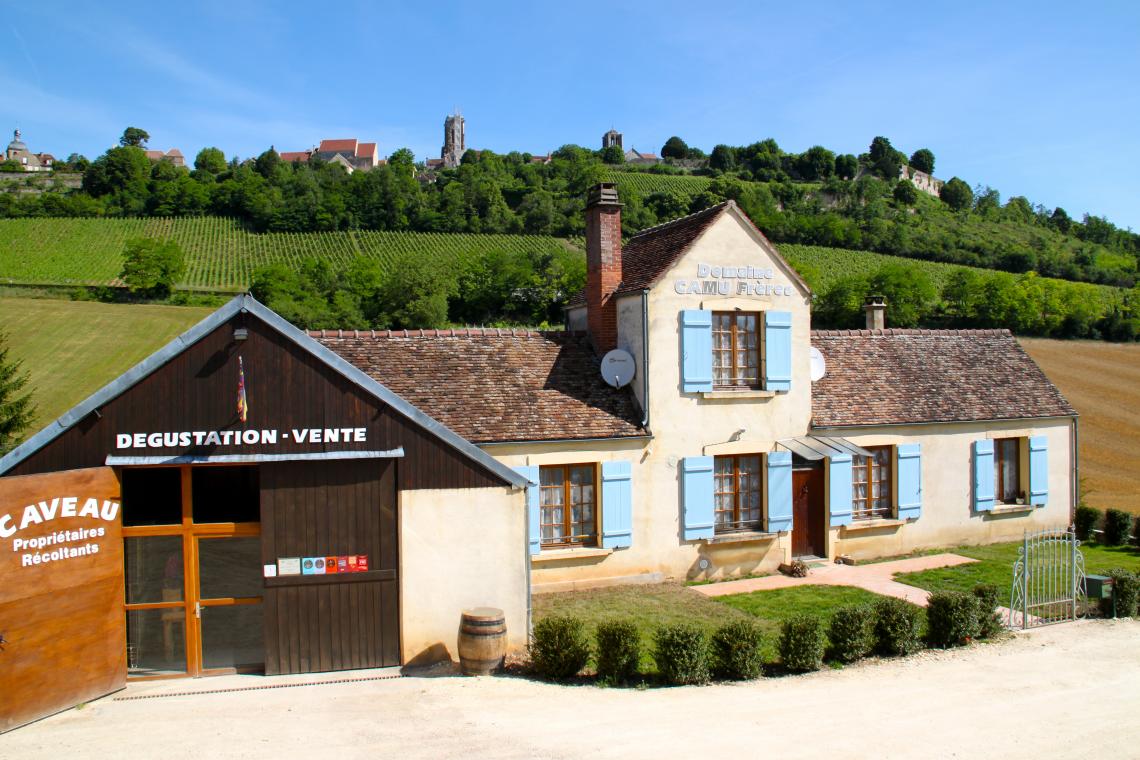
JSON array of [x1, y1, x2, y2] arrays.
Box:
[[8, 314, 507, 490], [261, 459, 399, 674]]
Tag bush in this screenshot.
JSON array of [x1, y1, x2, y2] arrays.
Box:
[[873, 597, 924, 656], [1074, 505, 1101, 542], [926, 591, 981, 648], [972, 584, 1004, 638], [653, 623, 710, 685], [1135, 515, 1140, 548], [1103, 509, 1133, 546], [827, 605, 875, 663], [779, 615, 825, 672], [710, 620, 764, 680], [529, 616, 589, 680], [594, 620, 640, 684], [1100, 569, 1140, 618], [119, 237, 185, 298]]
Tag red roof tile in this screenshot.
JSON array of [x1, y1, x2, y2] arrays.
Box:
[[810, 329, 1077, 427], [279, 151, 311, 162], [313, 330, 647, 444], [355, 142, 377, 158], [319, 138, 357, 153]]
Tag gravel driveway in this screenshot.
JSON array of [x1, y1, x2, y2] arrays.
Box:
[[6, 619, 1138, 759]]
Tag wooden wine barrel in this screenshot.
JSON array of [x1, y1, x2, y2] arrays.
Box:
[[457, 607, 506, 676]]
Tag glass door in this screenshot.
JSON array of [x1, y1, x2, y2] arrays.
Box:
[[193, 535, 264, 673]]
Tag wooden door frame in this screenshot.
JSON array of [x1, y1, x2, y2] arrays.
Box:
[[121, 465, 261, 680]]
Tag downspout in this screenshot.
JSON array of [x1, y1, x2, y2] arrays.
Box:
[[640, 290, 650, 429], [524, 482, 533, 638]]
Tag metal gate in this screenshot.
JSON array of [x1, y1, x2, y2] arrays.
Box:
[[1009, 528, 1086, 629]]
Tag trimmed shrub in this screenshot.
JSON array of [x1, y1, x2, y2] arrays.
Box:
[[710, 619, 764, 680], [653, 624, 710, 685], [926, 591, 981, 647], [779, 615, 825, 672], [594, 620, 640, 684], [1103, 509, 1133, 546], [827, 604, 875, 663], [1074, 505, 1101, 542], [972, 583, 1004, 638], [1100, 569, 1140, 618], [529, 616, 589, 680], [873, 597, 924, 656], [1135, 515, 1140, 548]]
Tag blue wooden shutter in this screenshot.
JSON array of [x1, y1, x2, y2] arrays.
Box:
[[828, 452, 853, 527], [1028, 436, 1048, 507], [766, 450, 793, 532], [681, 310, 713, 393], [764, 311, 792, 392], [896, 443, 922, 520], [514, 465, 541, 555], [601, 460, 633, 548], [973, 440, 995, 512], [682, 456, 714, 540]]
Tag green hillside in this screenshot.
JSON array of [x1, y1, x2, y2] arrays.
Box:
[[0, 217, 574, 292]]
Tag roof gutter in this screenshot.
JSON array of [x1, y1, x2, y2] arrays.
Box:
[[810, 413, 1078, 431]]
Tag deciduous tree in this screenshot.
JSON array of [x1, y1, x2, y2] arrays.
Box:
[[119, 127, 150, 148], [909, 148, 935, 174], [661, 136, 689, 160]]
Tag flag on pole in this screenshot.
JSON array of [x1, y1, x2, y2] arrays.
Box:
[[237, 356, 248, 423]]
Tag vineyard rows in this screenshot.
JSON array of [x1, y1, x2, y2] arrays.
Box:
[[779, 244, 1119, 306], [605, 170, 712, 199], [0, 217, 574, 291]]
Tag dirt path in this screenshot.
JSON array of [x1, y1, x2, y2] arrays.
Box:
[[6, 619, 1139, 759]]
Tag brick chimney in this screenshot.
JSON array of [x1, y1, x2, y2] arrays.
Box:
[[864, 294, 887, 331], [585, 182, 623, 354]]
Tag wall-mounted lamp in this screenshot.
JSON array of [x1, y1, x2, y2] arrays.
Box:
[[729, 428, 746, 442], [233, 327, 249, 341]]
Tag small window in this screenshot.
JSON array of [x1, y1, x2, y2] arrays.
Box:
[[192, 466, 260, 524], [994, 438, 1021, 504], [122, 467, 183, 526], [539, 464, 597, 548], [852, 446, 892, 520], [714, 454, 762, 533], [712, 312, 760, 388]]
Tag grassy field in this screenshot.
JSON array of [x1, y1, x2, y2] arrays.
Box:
[[533, 582, 887, 667], [894, 541, 1140, 595], [1, 297, 213, 433], [0, 217, 573, 292], [1020, 338, 1140, 512]]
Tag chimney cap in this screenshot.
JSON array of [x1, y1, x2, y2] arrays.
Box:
[[864, 294, 887, 307], [587, 182, 622, 208]]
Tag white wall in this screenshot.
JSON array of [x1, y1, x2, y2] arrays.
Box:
[[399, 486, 529, 664]]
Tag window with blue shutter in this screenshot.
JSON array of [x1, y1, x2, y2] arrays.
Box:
[[1028, 436, 1048, 507], [896, 443, 922, 519], [681, 310, 713, 393], [766, 451, 793, 532], [681, 456, 714, 540], [601, 460, 633, 548], [764, 311, 792, 392], [828, 452, 853, 527], [513, 465, 541, 555], [973, 440, 995, 512]]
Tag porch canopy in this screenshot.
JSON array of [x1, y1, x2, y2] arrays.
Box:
[[777, 435, 873, 461]]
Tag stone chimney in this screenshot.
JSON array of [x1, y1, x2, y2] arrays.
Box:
[[864, 294, 887, 331], [585, 183, 623, 354]]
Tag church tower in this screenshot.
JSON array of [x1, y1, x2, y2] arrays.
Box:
[[441, 111, 466, 168]]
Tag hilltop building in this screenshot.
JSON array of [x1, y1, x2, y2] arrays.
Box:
[[278, 139, 384, 171], [441, 112, 466, 168], [4, 129, 55, 171], [602, 129, 623, 149], [899, 165, 943, 196], [624, 147, 659, 165], [144, 148, 185, 168]]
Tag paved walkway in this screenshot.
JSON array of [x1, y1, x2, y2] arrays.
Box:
[[694, 553, 977, 606]]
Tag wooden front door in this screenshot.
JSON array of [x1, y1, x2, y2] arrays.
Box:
[[792, 467, 825, 557]]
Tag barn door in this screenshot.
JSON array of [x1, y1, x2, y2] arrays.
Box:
[[0, 467, 125, 733]]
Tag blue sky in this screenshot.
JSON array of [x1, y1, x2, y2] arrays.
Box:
[[3, 1, 1139, 229]]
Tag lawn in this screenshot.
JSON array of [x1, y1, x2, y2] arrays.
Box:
[[532, 582, 890, 667], [894, 541, 1140, 595], [1, 296, 213, 435]]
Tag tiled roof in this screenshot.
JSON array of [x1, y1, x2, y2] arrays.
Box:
[[319, 138, 357, 153], [279, 151, 311, 162], [312, 330, 647, 444], [356, 142, 377, 158], [166, 148, 183, 157], [810, 329, 1077, 427], [566, 202, 730, 307]]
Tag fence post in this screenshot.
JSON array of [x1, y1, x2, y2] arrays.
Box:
[[1022, 531, 1029, 629]]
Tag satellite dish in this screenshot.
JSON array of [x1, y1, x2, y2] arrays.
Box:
[[601, 349, 636, 388], [810, 347, 827, 382]]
